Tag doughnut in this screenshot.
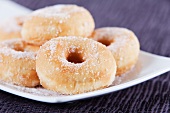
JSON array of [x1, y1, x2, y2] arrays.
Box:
[[36, 36, 116, 94], [0, 16, 25, 41], [0, 38, 40, 52], [0, 39, 40, 87], [22, 4, 95, 45], [90, 27, 140, 76], [25, 44, 40, 52]]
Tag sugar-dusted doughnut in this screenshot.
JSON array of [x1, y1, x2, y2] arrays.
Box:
[[25, 44, 40, 52], [36, 36, 116, 94], [91, 27, 140, 76], [0, 39, 40, 87], [22, 4, 95, 45], [0, 16, 25, 41]]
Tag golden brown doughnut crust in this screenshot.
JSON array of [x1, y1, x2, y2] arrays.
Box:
[[0, 39, 40, 87], [22, 5, 95, 46], [36, 36, 116, 94], [24, 44, 40, 52], [0, 16, 25, 41], [91, 27, 140, 76]]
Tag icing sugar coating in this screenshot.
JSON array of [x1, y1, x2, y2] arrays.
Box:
[[91, 27, 140, 76], [92, 27, 130, 52], [0, 49, 36, 60], [36, 36, 116, 94], [0, 39, 40, 87], [0, 39, 37, 60], [31, 4, 85, 18], [22, 4, 95, 45]]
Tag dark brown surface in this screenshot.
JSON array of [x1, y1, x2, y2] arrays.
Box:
[[1, 0, 169, 112]]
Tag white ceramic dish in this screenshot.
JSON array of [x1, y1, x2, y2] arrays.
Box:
[[0, 51, 170, 103]]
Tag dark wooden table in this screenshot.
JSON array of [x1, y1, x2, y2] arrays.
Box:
[[1, 0, 169, 112]]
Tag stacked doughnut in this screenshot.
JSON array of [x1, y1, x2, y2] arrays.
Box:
[[0, 4, 140, 94]]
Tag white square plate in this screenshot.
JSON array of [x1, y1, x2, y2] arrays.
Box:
[[0, 51, 170, 103]]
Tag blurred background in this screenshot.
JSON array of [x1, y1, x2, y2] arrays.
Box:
[[11, 0, 170, 57]]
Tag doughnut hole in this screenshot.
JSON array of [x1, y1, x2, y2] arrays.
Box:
[[14, 48, 24, 52], [97, 38, 114, 46], [13, 46, 25, 52], [67, 48, 84, 64], [10, 42, 25, 52]]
